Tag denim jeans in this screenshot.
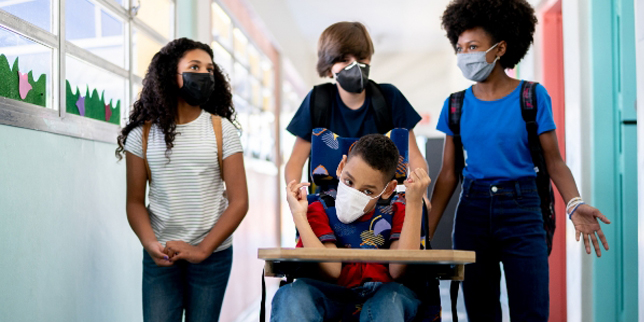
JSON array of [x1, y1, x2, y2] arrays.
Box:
[[271, 278, 420, 322], [142, 246, 232, 322], [454, 178, 549, 322]]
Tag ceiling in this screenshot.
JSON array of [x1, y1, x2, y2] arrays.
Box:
[[282, 0, 453, 54]]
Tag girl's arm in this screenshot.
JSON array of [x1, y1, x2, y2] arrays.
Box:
[[390, 169, 430, 280], [427, 136, 459, 239], [540, 130, 610, 257], [125, 152, 172, 266], [285, 137, 311, 184], [166, 153, 249, 263], [408, 129, 429, 173], [287, 181, 342, 281]]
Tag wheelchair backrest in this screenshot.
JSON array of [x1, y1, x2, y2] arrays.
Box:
[[310, 127, 409, 191]]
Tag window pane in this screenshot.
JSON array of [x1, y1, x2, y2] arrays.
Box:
[[1, 0, 52, 33], [233, 62, 250, 102], [132, 28, 164, 78], [211, 2, 232, 50], [212, 41, 232, 78], [66, 0, 126, 68], [0, 26, 52, 108], [136, 0, 174, 39], [248, 45, 261, 79], [66, 55, 125, 125], [233, 28, 248, 66]]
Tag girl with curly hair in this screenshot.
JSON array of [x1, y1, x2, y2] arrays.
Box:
[[116, 38, 248, 322], [428, 1, 610, 321]]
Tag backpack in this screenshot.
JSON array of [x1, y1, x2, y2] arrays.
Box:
[[140, 115, 225, 183], [447, 81, 556, 255], [310, 80, 394, 133]]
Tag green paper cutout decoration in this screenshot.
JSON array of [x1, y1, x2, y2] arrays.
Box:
[[0, 54, 46, 107], [65, 81, 121, 125]]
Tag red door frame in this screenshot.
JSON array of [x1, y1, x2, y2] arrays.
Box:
[[540, 1, 567, 321]]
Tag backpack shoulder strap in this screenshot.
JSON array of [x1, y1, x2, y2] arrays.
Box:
[[211, 115, 224, 181], [520, 81, 539, 128], [367, 80, 394, 133], [519, 81, 544, 167], [448, 90, 466, 181], [141, 121, 153, 183], [310, 83, 335, 129]]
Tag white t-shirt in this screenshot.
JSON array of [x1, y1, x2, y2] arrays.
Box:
[[124, 110, 242, 252]]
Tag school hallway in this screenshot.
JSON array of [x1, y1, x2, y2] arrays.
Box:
[[1, 0, 643, 321]]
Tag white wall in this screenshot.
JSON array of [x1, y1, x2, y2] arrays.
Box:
[[369, 50, 471, 138], [561, 0, 595, 321], [636, 0, 644, 320], [0, 125, 140, 322]]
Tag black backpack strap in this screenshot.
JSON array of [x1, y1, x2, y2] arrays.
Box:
[[450, 280, 460, 322], [310, 83, 335, 129], [260, 269, 266, 322], [367, 80, 394, 134], [519, 81, 556, 255], [448, 91, 466, 182]]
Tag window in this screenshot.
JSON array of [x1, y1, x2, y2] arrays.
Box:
[[0, 0, 176, 142], [211, 1, 276, 163]]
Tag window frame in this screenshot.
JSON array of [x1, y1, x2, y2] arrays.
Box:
[[211, 0, 276, 163], [0, 0, 176, 144]]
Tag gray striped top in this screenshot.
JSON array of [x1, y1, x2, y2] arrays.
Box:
[[125, 110, 243, 252]]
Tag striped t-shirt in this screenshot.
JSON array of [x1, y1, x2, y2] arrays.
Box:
[[124, 110, 242, 252]]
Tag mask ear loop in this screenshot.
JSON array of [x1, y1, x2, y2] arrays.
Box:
[[486, 42, 501, 64]]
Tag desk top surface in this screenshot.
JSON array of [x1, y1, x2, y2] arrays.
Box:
[[258, 248, 476, 265]]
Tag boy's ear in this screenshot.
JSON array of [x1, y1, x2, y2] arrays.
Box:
[[381, 179, 398, 200], [336, 155, 347, 178]]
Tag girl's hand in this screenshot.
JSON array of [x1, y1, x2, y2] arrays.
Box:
[[286, 180, 310, 219], [404, 168, 431, 205], [143, 241, 173, 267], [571, 204, 611, 257], [164, 240, 209, 264]]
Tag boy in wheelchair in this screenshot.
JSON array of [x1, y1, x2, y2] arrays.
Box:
[[271, 134, 431, 322]]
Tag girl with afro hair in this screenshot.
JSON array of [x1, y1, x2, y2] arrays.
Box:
[[116, 38, 249, 322], [428, 1, 610, 321]]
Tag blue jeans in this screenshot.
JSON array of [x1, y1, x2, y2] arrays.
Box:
[[142, 246, 232, 322], [271, 278, 420, 322], [454, 178, 549, 322]]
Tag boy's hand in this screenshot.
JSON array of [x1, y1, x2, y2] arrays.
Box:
[[286, 180, 310, 219], [404, 168, 431, 204], [143, 241, 173, 267], [164, 240, 209, 264]]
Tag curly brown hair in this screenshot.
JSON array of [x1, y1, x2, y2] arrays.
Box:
[[115, 38, 237, 160], [441, 0, 538, 69]]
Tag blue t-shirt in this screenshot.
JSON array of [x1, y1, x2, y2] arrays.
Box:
[[436, 81, 556, 182], [286, 83, 421, 141]]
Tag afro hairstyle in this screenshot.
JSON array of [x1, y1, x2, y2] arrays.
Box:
[[441, 0, 538, 69]]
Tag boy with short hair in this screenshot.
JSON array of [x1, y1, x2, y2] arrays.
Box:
[[284, 21, 427, 187], [271, 134, 431, 321]]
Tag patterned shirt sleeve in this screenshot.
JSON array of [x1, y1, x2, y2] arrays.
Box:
[[296, 201, 337, 247], [389, 202, 406, 241]]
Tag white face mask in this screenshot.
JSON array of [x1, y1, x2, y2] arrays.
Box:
[[335, 178, 388, 224], [456, 42, 500, 82]]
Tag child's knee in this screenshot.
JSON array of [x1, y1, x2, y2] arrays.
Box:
[[273, 279, 318, 304]]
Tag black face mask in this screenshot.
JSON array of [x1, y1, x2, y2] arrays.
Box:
[[334, 61, 370, 93], [178, 72, 215, 106]]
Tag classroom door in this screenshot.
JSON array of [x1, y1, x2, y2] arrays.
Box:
[[590, 0, 638, 320]]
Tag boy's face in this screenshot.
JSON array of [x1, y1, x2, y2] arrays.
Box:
[[329, 54, 371, 78], [336, 154, 396, 214]]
